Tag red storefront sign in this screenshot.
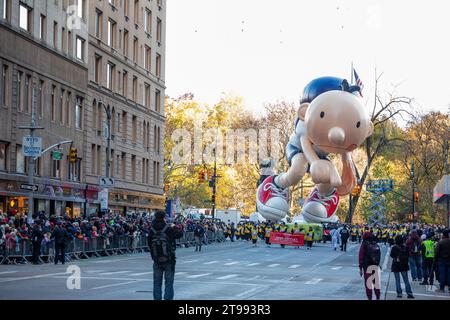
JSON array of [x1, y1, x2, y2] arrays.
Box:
[[269, 232, 304, 246]]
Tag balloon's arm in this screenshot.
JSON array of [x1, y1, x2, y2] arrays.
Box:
[[336, 153, 357, 196], [300, 135, 320, 164]]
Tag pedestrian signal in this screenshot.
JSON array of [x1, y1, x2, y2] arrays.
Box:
[[414, 191, 419, 202]]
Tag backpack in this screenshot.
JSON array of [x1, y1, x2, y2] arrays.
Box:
[[411, 240, 420, 255], [150, 225, 172, 265], [365, 241, 381, 266]]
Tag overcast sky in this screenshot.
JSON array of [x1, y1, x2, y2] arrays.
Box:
[[166, 0, 450, 116]]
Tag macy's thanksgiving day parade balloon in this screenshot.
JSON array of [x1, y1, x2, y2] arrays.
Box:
[[256, 76, 374, 223]]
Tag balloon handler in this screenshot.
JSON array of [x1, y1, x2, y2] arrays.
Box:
[[257, 76, 374, 223]]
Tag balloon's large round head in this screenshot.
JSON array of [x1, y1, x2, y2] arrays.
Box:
[[300, 76, 373, 155]]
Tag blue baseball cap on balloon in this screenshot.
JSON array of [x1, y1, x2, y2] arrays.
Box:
[[300, 76, 361, 104]]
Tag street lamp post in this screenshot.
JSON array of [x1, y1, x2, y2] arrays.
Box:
[[410, 160, 415, 222]]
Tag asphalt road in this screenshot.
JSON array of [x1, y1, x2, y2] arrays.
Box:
[[0, 239, 449, 300]]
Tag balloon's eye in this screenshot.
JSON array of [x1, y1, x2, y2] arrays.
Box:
[[320, 111, 325, 118], [356, 121, 361, 128]]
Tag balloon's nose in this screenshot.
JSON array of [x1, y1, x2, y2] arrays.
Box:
[[328, 127, 346, 146]]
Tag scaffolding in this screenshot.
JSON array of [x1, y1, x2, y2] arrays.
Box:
[[366, 179, 393, 226]]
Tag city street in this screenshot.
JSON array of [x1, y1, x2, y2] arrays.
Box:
[[1, 240, 449, 300]]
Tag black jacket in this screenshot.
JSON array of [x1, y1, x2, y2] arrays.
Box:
[[31, 227, 43, 244], [147, 221, 183, 261], [435, 238, 450, 261], [52, 226, 70, 245], [390, 244, 410, 272]]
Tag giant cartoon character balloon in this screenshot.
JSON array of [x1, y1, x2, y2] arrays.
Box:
[[257, 76, 374, 223]]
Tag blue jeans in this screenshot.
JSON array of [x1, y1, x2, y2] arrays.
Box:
[[153, 262, 176, 300], [438, 259, 450, 290], [408, 255, 423, 280], [394, 271, 413, 295]]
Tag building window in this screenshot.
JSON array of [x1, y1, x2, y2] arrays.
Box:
[[121, 152, 126, 179], [25, 74, 31, 114], [0, 142, 7, 171], [60, 89, 65, 124], [144, 83, 150, 108], [146, 122, 150, 150], [157, 126, 161, 154], [53, 21, 58, 48], [133, 37, 138, 62], [16, 145, 26, 174], [39, 15, 46, 40], [122, 111, 127, 138], [91, 144, 96, 174], [2, 0, 10, 21], [123, 29, 129, 57], [132, 76, 137, 101], [145, 9, 151, 34], [132, 115, 137, 143], [157, 18, 162, 43], [94, 55, 102, 84], [1, 64, 8, 107], [97, 145, 101, 175], [134, 0, 139, 25], [106, 63, 115, 90], [75, 97, 83, 129], [68, 157, 80, 182], [68, 30, 73, 55], [19, 3, 32, 32], [145, 46, 151, 71], [95, 9, 102, 38], [131, 155, 136, 181], [115, 154, 120, 177], [51, 85, 56, 121], [124, 0, 129, 17], [61, 27, 67, 53], [155, 89, 161, 113], [66, 91, 71, 126], [122, 71, 128, 97], [107, 19, 116, 48], [17, 71, 23, 111], [52, 158, 60, 178], [152, 161, 156, 185], [76, 37, 85, 61], [156, 53, 161, 78], [77, 0, 85, 20]]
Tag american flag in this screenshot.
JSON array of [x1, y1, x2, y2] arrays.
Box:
[[353, 68, 364, 97]]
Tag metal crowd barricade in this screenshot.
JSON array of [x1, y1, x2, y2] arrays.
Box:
[[1, 231, 227, 264]]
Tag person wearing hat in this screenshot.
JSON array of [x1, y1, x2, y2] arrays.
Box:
[[147, 210, 183, 300], [390, 235, 415, 298], [31, 221, 44, 265]]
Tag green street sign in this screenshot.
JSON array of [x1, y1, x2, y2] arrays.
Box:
[[52, 150, 63, 161]]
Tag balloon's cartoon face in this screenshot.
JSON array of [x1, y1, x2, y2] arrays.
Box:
[[304, 90, 373, 155]]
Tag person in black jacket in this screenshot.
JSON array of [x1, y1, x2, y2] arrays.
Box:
[[52, 221, 69, 265], [147, 211, 183, 300], [390, 235, 414, 299], [31, 222, 44, 265], [194, 222, 205, 252], [340, 225, 350, 252]]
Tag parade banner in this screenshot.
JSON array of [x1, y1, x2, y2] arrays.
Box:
[[269, 232, 304, 246]]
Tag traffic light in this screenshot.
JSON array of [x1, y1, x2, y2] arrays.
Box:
[[198, 169, 205, 183], [9, 199, 18, 210], [351, 184, 362, 196], [414, 191, 419, 202], [69, 147, 78, 164]]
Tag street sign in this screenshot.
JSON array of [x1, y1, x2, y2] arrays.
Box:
[[99, 177, 115, 188], [99, 188, 109, 210], [52, 149, 63, 160], [20, 184, 39, 192], [22, 136, 42, 157]]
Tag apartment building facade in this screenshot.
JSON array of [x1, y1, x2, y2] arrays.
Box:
[[85, 0, 166, 215], [0, 0, 166, 217]]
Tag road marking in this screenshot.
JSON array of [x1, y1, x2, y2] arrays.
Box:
[[186, 273, 212, 279], [236, 287, 260, 298], [224, 261, 239, 266], [331, 266, 342, 270], [247, 263, 260, 266], [216, 274, 239, 280], [248, 276, 260, 280], [387, 291, 450, 299], [99, 271, 132, 275], [288, 265, 301, 269], [175, 272, 187, 276], [129, 272, 153, 276], [181, 260, 199, 264], [268, 264, 280, 268], [305, 278, 323, 285], [0, 271, 18, 275], [0, 272, 68, 283], [85, 270, 106, 274], [91, 280, 138, 290], [203, 261, 219, 265]]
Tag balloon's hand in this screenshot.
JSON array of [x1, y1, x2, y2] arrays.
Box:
[[310, 160, 342, 187]]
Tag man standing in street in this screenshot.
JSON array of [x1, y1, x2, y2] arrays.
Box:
[[31, 221, 43, 265], [420, 233, 436, 286], [52, 221, 69, 265], [194, 222, 205, 252], [405, 230, 423, 282], [435, 229, 450, 293], [148, 211, 183, 300], [340, 225, 350, 252]]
